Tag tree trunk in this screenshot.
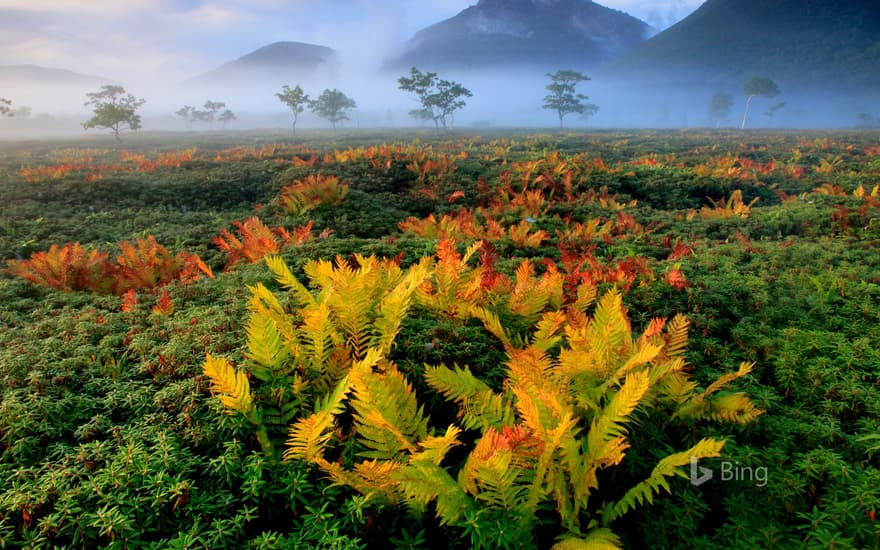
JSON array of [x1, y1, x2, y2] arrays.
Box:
[[741, 95, 755, 129], [559, 112, 564, 129]]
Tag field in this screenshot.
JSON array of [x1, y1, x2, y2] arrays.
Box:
[[0, 129, 878, 549]]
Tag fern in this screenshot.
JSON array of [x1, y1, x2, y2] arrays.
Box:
[[604, 438, 725, 523], [245, 312, 290, 382], [552, 529, 622, 550], [350, 353, 430, 460], [202, 354, 258, 424]]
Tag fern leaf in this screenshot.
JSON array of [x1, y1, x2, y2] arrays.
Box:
[[371, 260, 430, 355], [410, 425, 462, 466], [426, 364, 493, 403], [469, 306, 514, 349], [283, 371, 354, 462], [587, 370, 651, 465], [604, 438, 725, 523], [709, 393, 764, 424], [319, 458, 404, 506], [664, 314, 689, 357], [245, 311, 290, 381], [531, 310, 567, 352], [351, 353, 430, 459], [203, 354, 257, 423], [552, 529, 622, 550], [703, 361, 754, 397], [397, 460, 473, 524], [265, 255, 315, 307]]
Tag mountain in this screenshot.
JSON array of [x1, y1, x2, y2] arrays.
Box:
[[603, 0, 880, 93], [387, 0, 652, 72], [194, 41, 336, 84], [0, 65, 108, 85]]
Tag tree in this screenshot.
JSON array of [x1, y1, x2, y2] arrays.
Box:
[[309, 89, 356, 130], [276, 84, 310, 135], [398, 67, 472, 130], [218, 109, 237, 130], [543, 70, 598, 129], [200, 100, 226, 129], [82, 85, 146, 140], [741, 77, 780, 129], [0, 98, 11, 117], [764, 102, 786, 124], [708, 91, 733, 128], [175, 105, 196, 131]]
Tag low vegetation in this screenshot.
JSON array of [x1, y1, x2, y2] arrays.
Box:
[[0, 129, 878, 548]]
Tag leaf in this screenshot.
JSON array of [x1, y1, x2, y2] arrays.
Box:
[[604, 438, 725, 523], [203, 353, 256, 422], [552, 529, 623, 550]]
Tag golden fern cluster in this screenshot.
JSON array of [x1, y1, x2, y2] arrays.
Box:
[[202, 243, 762, 548]]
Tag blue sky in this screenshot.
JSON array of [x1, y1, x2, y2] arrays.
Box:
[[0, 0, 704, 81]]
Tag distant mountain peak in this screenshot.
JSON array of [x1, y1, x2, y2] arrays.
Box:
[[193, 41, 336, 85], [387, 0, 651, 72]]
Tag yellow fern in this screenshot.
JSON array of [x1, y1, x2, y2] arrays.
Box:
[[203, 353, 256, 422]]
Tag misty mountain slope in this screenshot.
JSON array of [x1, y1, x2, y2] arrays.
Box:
[[0, 65, 109, 85], [602, 0, 880, 93], [386, 0, 652, 72], [192, 41, 337, 85]]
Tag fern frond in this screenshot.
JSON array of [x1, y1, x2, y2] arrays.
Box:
[[587, 290, 632, 377], [410, 425, 462, 466], [371, 260, 431, 355], [350, 351, 429, 459], [587, 370, 650, 465], [708, 393, 764, 424], [470, 306, 513, 349], [265, 255, 315, 307], [531, 310, 567, 352], [604, 438, 725, 523], [552, 529, 622, 550], [663, 314, 689, 357], [203, 353, 257, 422], [283, 372, 353, 462], [319, 458, 403, 506], [703, 362, 754, 397], [245, 311, 290, 381], [425, 364, 493, 403], [397, 460, 473, 524]]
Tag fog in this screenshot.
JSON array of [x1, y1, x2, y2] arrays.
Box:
[[2, 62, 877, 141]]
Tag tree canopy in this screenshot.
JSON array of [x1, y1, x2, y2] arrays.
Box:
[[542, 70, 598, 128], [310, 89, 356, 130], [398, 67, 471, 130], [708, 91, 733, 127], [82, 85, 146, 140], [741, 77, 780, 129], [276, 85, 310, 135], [0, 98, 11, 117]]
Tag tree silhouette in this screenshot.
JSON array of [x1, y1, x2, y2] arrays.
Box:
[[543, 70, 598, 128]]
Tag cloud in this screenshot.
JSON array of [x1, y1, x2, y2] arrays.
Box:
[[0, 0, 704, 90]]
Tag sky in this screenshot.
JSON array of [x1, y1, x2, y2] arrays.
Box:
[[0, 0, 704, 83]]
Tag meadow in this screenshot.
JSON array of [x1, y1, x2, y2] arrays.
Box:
[[0, 129, 878, 549]]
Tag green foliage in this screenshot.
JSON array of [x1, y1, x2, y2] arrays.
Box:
[[543, 70, 598, 128], [3, 130, 880, 549], [82, 85, 146, 140], [310, 89, 356, 130], [398, 67, 472, 130], [276, 84, 310, 135]]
